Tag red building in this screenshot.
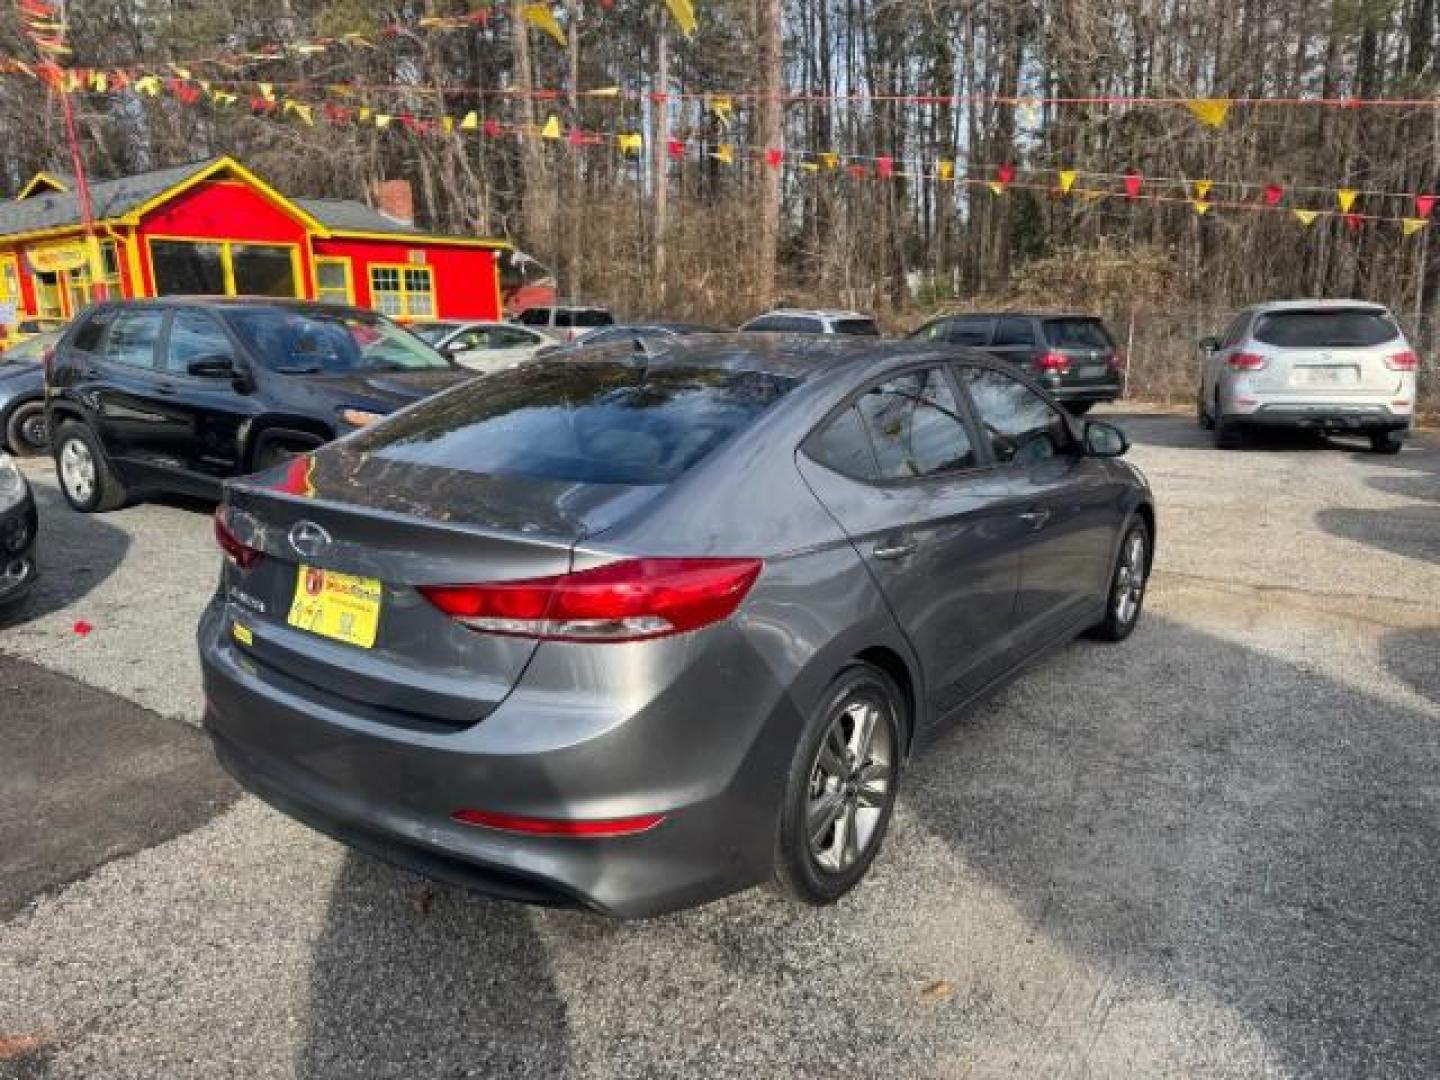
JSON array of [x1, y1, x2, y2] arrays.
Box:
[[0, 156, 510, 337]]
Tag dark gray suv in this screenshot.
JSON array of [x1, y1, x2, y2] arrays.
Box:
[[199, 336, 1154, 917]]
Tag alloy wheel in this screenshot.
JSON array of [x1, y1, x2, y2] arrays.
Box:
[[1113, 528, 1147, 626], [18, 411, 48, 453], [60, 437, 96, 505], [806, 693, 896, 874]]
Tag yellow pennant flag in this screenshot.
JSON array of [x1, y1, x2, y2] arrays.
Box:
[[1193, 179, 1212, 199], [540, 114, 562, 139], [712, 144, 734, 165], [170, 66, 192, 80], [618, 132, 644, 155], [284, 100, 314, 125], [442, 116, 455, 135], [375, 113, 393, 129], [258, 82, 275, 103], [1193, 200, 1211, 215], [460, 111, 479, 131], [1403, 217, 1428, 236], [588, 86, 621, 98], [523, 4, 568, 48], [1058, 169, 1077, 194], [821, 152, 838, 170], [1293, 209, 1319, 227], [937, 160, 954, 182], [1337, 188, 1357, 213], [661, 0, 697, 36], [987, 181, 1005, 196], [708, 96, 733, 127], [63, 70, 80, 92], [134, 75, 161, 97], [359, 107, 373, 122], [800, 162, 819, 172], [1186, 98, 1230, 128], [211, 91, 237, 106]]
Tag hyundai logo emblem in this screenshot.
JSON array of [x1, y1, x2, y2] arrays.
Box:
[[288, 521, 333, 559]]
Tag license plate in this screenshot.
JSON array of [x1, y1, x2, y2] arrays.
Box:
[[1296, 366, 1355, 386], [287, 565, 382, 648], [1080, 363, 1108, 378]]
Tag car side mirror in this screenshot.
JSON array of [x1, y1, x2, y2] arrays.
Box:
[[1198, 336, 1220, 352], [187, 354, 237, 379], [1084, 420, 1129, 458]]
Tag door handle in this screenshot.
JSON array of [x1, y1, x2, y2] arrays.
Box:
[[155, 382, 177, 395], [872, 540, 918, 561], [1019, 508, 1051, 530]]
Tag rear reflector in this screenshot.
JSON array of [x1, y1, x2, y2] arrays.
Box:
[[1037, 351, 1070, 373], [214, 507, 262, 570], [1385, 350, 1420, 371], [419, 557, 763, 643], [1227, 352, 1268, 371], [451, 808, 666, 837]]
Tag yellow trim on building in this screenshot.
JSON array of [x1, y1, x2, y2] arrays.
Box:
[[121, 157, 328, 234], [143, 234, 304, 299], [313, 256, 355, 305], [16, 171, 71, 199], [322, 229, 511, 250]]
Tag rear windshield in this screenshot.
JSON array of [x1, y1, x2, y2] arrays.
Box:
[[355, 361, 798, 485], [557, 309, 614, 328], [833, 318, 881, 337], [1043, 318, 1113, 349], [222, 308, 452, 373], [1252, 308, 1400, 348]]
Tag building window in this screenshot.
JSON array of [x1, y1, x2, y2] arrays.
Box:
[[98, 240, 123, 295], [314, 258, 353, 306], [150, 239, 296, 299], [34, 272, 63, 319], [369, 264, 434, 319], [0, 256, 20, 321]]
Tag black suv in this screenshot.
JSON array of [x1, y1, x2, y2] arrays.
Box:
[[908, 312, 1122, 414], [47, 298, 471, 512]]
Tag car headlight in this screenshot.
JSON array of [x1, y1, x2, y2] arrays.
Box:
[[0, 453, 26, 513]]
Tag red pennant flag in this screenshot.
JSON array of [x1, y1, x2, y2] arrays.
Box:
[[848, 164, 869, 180], [765, 147, 783, 169], [997, 163, 1014, 185], [323, 103, 351, 123], [1416, 194, 1436, 219], [1263, 184, 1284, 206], [1344, 212, 1364, 232], [250, 96, 274, 114], [1124, 171, 1142, 198], [667, 138, 685, 159], [567, 127, 586, 147], [110, 71, 130, 91], [876, 156, 893, 178], [483, 118, 502, 138]]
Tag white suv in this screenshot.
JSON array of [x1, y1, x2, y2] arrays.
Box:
[[1197, 300, 1419, 453], [739, 309, 881, 336]]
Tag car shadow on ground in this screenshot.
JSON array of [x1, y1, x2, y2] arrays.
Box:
[[0, 479, 129, 628], [1314, 504, 1440, 566], [297, 613, 1440, 1077], [1380, 627, 1440, 707]]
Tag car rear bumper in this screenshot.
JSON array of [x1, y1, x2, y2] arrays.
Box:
[[197, 597, 793, 918], [1226, 403, 1411, 433], [0, 493, 37, 604], [1039, 375, 1121, 403]]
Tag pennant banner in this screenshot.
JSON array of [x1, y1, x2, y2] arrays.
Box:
[[1186, 98, 1231, 128]]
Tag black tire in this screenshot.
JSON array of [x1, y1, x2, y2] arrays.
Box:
[[773, 663, 905, 906], [1368, 430, 1405, 455], [1088, 517, 1151, 642], [1066, 401, 1094, 416], [1212, 403, 1243, 449], [1196, 386, 1214, 430], [52, 420, 128, 513], [4, 400, 49, 456]]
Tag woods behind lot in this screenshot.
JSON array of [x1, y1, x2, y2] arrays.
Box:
[[0, 0, 1437, 404]]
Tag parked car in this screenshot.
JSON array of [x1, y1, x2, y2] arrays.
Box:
[[47, 298, 473, 512], [0, 317, 67, 352], [0, 329, 62, 456], [1197, 300, 1418, 453], [574, 323, 724, 347], [908, 311, 1123, 414], [410, 320, 557, 374], [200, 336, 1155, 918], [0, 452, 37, 605], [740, 309, 881, 336], [512, 305, 615, 343]]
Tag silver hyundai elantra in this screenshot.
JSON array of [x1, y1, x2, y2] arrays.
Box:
[[199, 334, 1155, 917]]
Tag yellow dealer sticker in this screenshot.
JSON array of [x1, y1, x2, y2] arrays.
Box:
[[232, 621, 253, 647], [287, 565, 382, 649]]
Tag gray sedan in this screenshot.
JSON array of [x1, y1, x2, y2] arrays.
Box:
[[198, 336, 1155, 917]]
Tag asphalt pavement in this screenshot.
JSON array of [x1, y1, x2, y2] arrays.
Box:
[[1, 412, 1437, 1078]]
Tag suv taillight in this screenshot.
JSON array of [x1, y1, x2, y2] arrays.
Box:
[[1227, 352, 1268, 371], [1037, 352, 1070, 373], [214, 507, 262, 570], [419, 557, 763, 642], [1385, 350, 1419, 371]]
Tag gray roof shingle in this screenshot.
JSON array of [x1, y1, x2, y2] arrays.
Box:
[[0, 158, 223, 237], [293, 197, 420, 235]]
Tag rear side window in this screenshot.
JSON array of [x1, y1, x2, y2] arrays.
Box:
[[1043, 318, 1112, 349], [102, 309, 164, 369], [994, 317, 1036, 346], [812, 367, 977, 481], [947, 318, 994, 346], [832, 318, 880, 337], [69, 309, 112, 353], [569, 309, 613, 328], [806, 407, 879, 479], [1252, 308, 1399, 348], [354, 362, 798, 485], [961, 367, 1072, 464], [745, 315, 823, 333], [516, 309, 551, 326]]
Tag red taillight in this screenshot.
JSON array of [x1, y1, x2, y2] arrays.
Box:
[[1038, 351, 1070, 373], [1385, 349, 1419, 371], [214, 507, 262, 570], [451, 808, 666, 837], [1227, 351, 1268, 371], [418, 557, 763, 642]]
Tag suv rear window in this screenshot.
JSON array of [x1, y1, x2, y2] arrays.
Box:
[[1043, 318, 1113, 349], [832, 318, 880, 337], [1252, 308, 1400, 348], [560, 309, 613, 328], [356, 361, 798, 485]]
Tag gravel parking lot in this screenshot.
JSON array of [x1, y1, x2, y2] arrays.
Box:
[[2, 410, 1438, 1079]]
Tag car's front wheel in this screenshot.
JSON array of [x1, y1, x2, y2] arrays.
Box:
[[53, 420, 128, 512], [773, 663, 904, 905], [1088, 517, 1150, 642], [4, 401, 49, 456]]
